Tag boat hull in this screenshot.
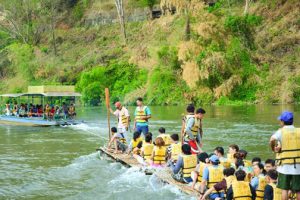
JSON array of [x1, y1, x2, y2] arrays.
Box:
[[0, 116, 59, 127]]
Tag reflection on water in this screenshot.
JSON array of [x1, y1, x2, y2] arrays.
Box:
[[0, 105, 299, 199]]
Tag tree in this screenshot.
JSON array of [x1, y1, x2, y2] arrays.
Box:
[[115, 0, 127, 45], [141, 0, 157, 19], [244, 0, 250, 15]]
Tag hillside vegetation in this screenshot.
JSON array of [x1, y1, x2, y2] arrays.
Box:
[[0, 0, 299, 105]]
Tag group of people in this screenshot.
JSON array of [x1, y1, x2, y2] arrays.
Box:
[[106, 97, 300, 200], [3, 102, 76, 120]]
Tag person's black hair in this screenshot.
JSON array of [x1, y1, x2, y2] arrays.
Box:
[[214, 147, 224, 156], [208, 153, 215, 158], [158, 127, 166, 134], [229, 144, 239, 152], [283, 120, 293, 125], [267, 169, 278, 180], [145, 134, 152, 143], [224, 167, 235, 177], [186, 104, 195, 113], [255, 162, 266, 175], [265, 159, 275, 167], [137, 97, 143, 102], [137, 141, 143, 149], [196, 108, 206, 114], [198, 152, 209, 163], [182, 144, 191, 155], [252, 157, 262, 164], [170, 133, 179, 141], [235, 159, 244, 169], [111, 127, 117, 133], [235, 170, 246, 181], [133, 131, 141, 142], [239, 150, 248, 159], [147, 132, 153, 137]]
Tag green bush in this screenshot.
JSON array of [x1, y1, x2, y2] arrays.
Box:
[[215, 96, 245, 106], [157, 46, 181, 71]]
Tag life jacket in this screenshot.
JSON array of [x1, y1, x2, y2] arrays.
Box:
[[232, 181, 252, 200], [269, 182, 282, 200], [207, 165, 224, 190], [135, 106, 148, 123], [131, 137, 143, 149], [184, 114, 199, 137], [197, 162, 207, 182], [119, 107, 128, 126], [119, 133, 127, 144], [225, 175, 236, 190], [227, 153, 234, 163], [170, 142, 181, 161], [276, 128, 300, 166], [220, 160, 231, 169], [159, 134, 171, 147], [244, 160, 252, 167], [182, 154, 197, 178], [143, 143, 154, 161], [153, 146, 166, 165], [188, 140, 199, 154], [256, 175, 266, 200], [69, 106, 75, 113]]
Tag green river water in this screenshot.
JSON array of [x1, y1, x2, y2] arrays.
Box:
[[1, 105, 300, 200]]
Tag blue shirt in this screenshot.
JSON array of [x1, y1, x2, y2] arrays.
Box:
[[250, 176, 260, 190], [134, 106, 151, 126], [171, 156, 184, 174], [202, 165, 220, 181]]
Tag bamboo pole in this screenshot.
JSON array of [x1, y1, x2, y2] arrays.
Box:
[[105, 88, 111, 140]]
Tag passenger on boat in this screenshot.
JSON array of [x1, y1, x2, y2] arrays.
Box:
[[62, 102, 69, 119], [199, 155, 225, 199], [251, 163, 267, 199], [134, 97, 151, 137], [151, 137, 167, 168], [227, 144, 239, 164], [109, 102, 130, 142], [12, 102, 18, 116], [68, 103, 76, 119], [107, 127, 127, 153], [18, 104, 27, 117], [37, 105, 43, 117], [167, 133, 181, 164], [239, 149, 252, 167], [214, 147, 226, 162], [191, 152, 209, 191], [264, 159, 276, 172], [171, 144, 197, 183], [226, 170, 256, 200], [156, 127, 171, 147], [252, 157, 262, 166], [50, 106, 55, 119], [270, 111, 300, 200], [4, 103, 11, 116], [127, 131, 143, 155], [264, 169, 281, 200], [234, 159, 252, 182], [200, 167, 236, 200], [44, 104, 51, 119], [28, 108, 34, 117], [140, 133, 154, 164]]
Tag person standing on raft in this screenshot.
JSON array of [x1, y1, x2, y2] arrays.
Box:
[[270, 111, 300, 200], [109, 101, 130, 142], [182, 104, 206, 153], [133, 97, 151, 137]]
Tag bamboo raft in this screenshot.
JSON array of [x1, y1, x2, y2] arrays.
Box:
[[97, 147, 200, 198]]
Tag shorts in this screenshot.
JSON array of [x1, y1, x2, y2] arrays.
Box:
[[117, 141, 127, 152], [136, 125, 149, 136], [278, 173, 300, 191]]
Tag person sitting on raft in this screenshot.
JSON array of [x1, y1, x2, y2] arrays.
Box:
[[226, 170, 256, 200], [264, 159, 276, 172], [200, 167, 236, 200], [167, 133, 181, 165], [251, 163, 267, 199], [150, 137, 167, 168], [156, 127, 171, 147], [171, 144, 197, 184], [134, 133, 154, 165], [227, 144, 239, 164], [264, 169, 282, 200], [107, 127, 127, 153], [199, 155, 225, 199], [127, 131, 143, 155], [191, 152, 209, 191]]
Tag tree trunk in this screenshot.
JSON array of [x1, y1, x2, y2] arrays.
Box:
[[50, 2, 57, 56], [244, 0, 250, 15], [115, 0, 126, 45]]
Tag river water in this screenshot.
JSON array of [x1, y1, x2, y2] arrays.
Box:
[[0, 105, 299, 200]]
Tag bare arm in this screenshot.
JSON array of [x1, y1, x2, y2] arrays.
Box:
[[201, 187, 215, 200]]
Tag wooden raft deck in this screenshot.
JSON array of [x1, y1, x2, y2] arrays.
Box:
[[97, 147, 200, 198]]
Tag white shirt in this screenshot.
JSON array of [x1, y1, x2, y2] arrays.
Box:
[[113, 107, 129, 129], [271, 125, 300, 175]]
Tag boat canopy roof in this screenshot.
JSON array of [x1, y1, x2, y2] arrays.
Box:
[[0, 92, 81, 97], [0, 85, 81, 98]]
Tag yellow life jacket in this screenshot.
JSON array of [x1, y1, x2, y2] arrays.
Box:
[[227, 153, 234, 163], [171, 142, 181, 161], [232, 181, 252, 200], [118, 107, 128, 126], [182, 154, 197, 178], [220, 160, 232, 169], [269, 183, 282, 200], [276, 128, 300, 165], [135, 106, 148, 123], [153, 146, 166, 164], [225, 175, 236, 190], [256, 175, 267, 200], [143, 143, 154, 161], [131, 137, 143, 149], [184, 114, 199, 137], [159, 134, 171, 147], [197, 162, 208, 182], [244, 160, 252, 167], [207, 165, 224, 189], [119, 133, 127, 144]]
